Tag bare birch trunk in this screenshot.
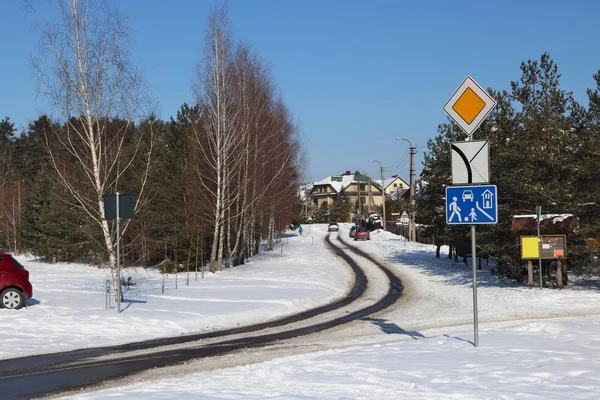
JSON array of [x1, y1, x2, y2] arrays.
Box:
[[28, 0, 153, 301]]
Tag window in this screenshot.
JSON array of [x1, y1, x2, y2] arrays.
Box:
[[359, 184, 366, 191], [393, 183, 397, 188]]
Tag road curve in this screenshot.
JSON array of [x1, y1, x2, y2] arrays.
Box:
[[0, 233, 402, 399]]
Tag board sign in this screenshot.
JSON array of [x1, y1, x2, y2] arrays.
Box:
[[520, 235, 567, 259], [446, 185, 497, 225], [103, 192, 135, 220], [443, 76, 496, 136], [451, 140, 489, 184]]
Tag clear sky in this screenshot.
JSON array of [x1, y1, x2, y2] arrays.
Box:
[[2, 0, 600, 184]]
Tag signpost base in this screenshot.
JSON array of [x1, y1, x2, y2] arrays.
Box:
[[471, 225, 479, 347]]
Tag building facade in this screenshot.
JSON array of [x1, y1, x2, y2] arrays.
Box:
[[306, 170, 384, 214]]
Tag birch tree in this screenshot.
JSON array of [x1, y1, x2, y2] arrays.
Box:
[[191, 7, 302, 272], [192, 6, 243, 272], [27, 0, 153, 298]]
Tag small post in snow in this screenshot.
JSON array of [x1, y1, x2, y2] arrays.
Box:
[[105, 279, 111, 309]]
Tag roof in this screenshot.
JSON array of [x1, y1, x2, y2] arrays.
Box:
[[511, 214, 576, 234], [312, 171, 381, 193], [512, 214, 573, 221], [388, 188, 409, 201], [298, 184, 313, 200]]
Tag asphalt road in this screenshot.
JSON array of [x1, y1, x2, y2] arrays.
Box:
[[0, 234, 402, 399]]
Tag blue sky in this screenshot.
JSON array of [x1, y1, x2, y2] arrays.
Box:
[[2, 0, 600, 183]]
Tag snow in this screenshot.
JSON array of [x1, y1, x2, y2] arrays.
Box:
[[66, 317, 600, 400], [2, 224, 600, 399], [513, 213, 573, 222], [1, 225, 353, 359]]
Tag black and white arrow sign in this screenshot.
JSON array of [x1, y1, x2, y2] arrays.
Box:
[[451, 140, 489, 184]]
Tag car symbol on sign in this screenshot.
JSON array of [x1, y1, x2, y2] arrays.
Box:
[[462, 190, 474, 202]]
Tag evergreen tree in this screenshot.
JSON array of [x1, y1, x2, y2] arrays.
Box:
[[416, 120, 468, 257], [0, 117, 17, 251], [20, 168, 90, 262], [329, 194, 353, 223]]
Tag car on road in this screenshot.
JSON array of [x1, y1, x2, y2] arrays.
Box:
[[462, 190, 474, 202], [0, 254, 33, 310], [354, 226, 370, 241], [328, 222, 339, 232], [349, 225, 357, 238]]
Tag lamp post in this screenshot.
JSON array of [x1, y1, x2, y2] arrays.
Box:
[[395, 137, 416, 242], [369, 159, 386, 232]]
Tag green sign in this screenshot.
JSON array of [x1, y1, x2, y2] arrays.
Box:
[[103, 193, 135, 220]]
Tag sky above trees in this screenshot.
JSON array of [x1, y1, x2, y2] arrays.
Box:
[[2, 0, 600, 183]]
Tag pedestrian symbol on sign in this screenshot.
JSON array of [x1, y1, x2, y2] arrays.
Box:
[[448, 196, 462, 222]]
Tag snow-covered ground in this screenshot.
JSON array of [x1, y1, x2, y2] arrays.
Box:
[[67, 317, 600, 400], [3, 224, 600, 399], [1, 225, 353, 359]]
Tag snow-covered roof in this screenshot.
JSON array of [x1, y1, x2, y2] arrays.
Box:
[[312, 172, 381, 193], [513, 214, 573, 222], [298, 184, 313, 200], [388, 188, 409, 201], [313, 174, 354, 193]]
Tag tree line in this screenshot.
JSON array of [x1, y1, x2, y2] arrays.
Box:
[[417, 53, 600, 281], [0, 1, 301, 297]]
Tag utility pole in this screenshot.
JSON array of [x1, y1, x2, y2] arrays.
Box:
[[409, 145, 416, 242], [396, 137, 416, 242], [368, 176, 372, 213], [357, 172, 361, 218], [369, 159, 386, 231]]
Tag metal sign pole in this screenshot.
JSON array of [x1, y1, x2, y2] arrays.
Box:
[[536, 206, 542, 290], [116, 192, 121, 313], [471, 225, 479, 347]]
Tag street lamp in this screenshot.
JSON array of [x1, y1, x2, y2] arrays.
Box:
[[369, 159, 386, 232], [395, 137, 416, 242]]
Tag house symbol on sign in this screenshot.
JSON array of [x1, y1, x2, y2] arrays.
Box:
[[482, 189, 493, 209]]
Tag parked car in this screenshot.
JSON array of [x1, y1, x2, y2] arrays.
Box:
[[328, 222, 339, 232], [354, 226, 370, 241], [349, 225, 357, 238], [0, 254, 33, 310]]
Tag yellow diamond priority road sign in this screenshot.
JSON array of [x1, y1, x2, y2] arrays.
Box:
[[443, 76, 496, 137]]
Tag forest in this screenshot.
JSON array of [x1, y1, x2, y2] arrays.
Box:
[[0, 3, 302, 297], [2, 1, 600, 292]]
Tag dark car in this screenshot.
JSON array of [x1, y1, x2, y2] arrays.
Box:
[[0, 254, 33, 310], [354, 227, 370, 241], [328, 222, 339, 232], [349, 225, 357, 238]]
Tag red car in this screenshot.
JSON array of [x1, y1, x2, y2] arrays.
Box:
[[354, 227, 370, 241], [0, 254, 33, 310]]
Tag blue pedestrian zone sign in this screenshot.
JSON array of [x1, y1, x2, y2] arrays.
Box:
[[446, 185, 498, 225]]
